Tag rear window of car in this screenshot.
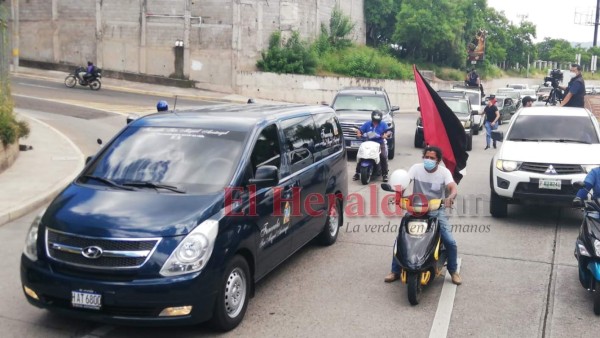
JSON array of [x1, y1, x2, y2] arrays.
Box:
[[507, 115, 599, 144]]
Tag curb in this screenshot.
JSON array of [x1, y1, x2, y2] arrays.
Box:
[[0, 114, 85, 226]]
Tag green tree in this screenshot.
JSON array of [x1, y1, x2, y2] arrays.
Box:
[[256, 31, 317, 75], [364, 0, 401, 46]]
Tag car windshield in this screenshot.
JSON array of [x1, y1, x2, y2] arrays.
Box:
[[82, 126, 247, 193], [333, 94, 389, 111], [444, 100, 469, 115], [507, 115, 599, 144]]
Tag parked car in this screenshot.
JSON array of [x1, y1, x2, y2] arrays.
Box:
[[330, 86, 398, 159], [20, 103, 348, 331], [441, 86, 485, 134], [490, 106, 600, 217], [415, 96, 475, 151]]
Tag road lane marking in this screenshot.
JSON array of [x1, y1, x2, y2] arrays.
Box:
[[429, 257, 462, 338], [12, 94, 155, 115]]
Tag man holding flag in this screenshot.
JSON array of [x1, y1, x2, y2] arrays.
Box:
[[383, 66, 468, 285]]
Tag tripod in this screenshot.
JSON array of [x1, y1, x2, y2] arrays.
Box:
[[545, 86, 563, 106]]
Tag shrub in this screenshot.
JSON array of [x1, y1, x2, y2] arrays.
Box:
[[319, 46, 412, 80], [257, 31, 317, 75], [0, 96, 29, 146]]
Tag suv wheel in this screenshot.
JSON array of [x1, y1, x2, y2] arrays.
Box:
[[490, 190, 508, 218], [388, 141, 395, 160]]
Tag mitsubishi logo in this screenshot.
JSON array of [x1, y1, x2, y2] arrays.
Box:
[[81, 246, 103, 259], [545, 165, 558, 175]]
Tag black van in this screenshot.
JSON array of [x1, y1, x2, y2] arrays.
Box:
[[20, 104, 348, 331]]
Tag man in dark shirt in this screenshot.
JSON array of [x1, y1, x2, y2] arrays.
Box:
[[480, 95, 500, 150], [560, 64, 585, 108]]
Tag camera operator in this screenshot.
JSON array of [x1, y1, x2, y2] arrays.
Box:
[[560, 64, 585, 108]]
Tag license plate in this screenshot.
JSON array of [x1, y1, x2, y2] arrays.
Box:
[[350, 141, 362, 148], [538, 179, 561, 190], [72, 290, 102, 310]]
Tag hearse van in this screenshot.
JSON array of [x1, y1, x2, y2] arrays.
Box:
[[21, 104, 348, 331]]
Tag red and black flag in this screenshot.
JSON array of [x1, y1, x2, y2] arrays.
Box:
[[413, 65, 469, 184]]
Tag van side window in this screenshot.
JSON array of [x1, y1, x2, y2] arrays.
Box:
[[250, 124, 281, 175], [312, 113, 342, 161], [281, 116, 317, 173]]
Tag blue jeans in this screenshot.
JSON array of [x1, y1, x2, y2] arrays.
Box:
[[485, 121, 498, 147], [391, 208, 458, 274]]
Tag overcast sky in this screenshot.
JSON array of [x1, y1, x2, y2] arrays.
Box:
[[487, 0, 598, 44]]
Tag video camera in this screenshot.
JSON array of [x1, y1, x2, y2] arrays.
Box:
[[544, 69, 563, 89]]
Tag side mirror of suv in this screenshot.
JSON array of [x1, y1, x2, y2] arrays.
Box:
[[491, 130, 504, 143], [249, 165, 279, 188], [391, 106, 400, 112], [471, 110, 479, 115]]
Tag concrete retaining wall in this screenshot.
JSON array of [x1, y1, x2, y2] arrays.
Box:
[[11, 0, 366, 91]]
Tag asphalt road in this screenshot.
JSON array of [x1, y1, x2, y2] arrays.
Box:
[[2, 77, 600, 337]]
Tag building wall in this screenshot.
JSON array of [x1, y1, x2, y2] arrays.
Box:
[[13, 0, 365, 91]]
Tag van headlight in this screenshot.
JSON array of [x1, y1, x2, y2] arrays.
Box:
[[23, 211, 44, 262], [496, 160, 521, 172], [160, 219, 219, 277], [582, 165, 600, 173]]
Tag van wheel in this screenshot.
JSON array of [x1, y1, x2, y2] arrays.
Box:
[[388, 142, 395, 160], [490, 190, 508, 218], [210, 255, 250, 332], [466, 133, 473, 151], [473, 125, 480, 135], [318, 199, 342, 246]]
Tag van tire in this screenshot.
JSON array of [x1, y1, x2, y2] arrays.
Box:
[[210, 255, 250, 332], [318, 199, 342, 246]]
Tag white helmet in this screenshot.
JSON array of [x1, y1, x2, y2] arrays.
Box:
[[388, 169, 410, 192]]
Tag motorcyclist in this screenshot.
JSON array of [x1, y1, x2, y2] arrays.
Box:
[[384, 146, 462, 285], [352, 110, 390, 182], [156, 100, 169, 112], [83, 61, 95, 82]]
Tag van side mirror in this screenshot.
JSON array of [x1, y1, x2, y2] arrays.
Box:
[[391, 106, 400, 112], [491, 130, 504, 142], [249, 165, 279, 188]]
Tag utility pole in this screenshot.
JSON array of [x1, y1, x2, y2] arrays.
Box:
[[10, 0, 18, 70], [595, 0, 600, 46]]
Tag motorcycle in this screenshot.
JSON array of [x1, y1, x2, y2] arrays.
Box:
[[572, 181, 600, 315], [355, 128, 390, 185], [64, 66, 102, 90], [382, 170, 447, 305]]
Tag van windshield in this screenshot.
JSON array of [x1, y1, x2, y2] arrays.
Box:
[[507, 115, 599, 144], [83, 126, 247, 193], [333, 95, 389, 111]]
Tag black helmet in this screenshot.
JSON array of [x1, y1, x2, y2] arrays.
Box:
[[371, 110, 383, 122], [87, 61, 93, 66]]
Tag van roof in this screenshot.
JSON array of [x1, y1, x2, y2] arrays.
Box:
[[131, 104, 335, 130]]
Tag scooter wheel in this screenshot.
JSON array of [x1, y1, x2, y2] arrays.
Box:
[[360, 166, 371, 185], [64, 75, 77, 88], [407, 272, 421, 305]]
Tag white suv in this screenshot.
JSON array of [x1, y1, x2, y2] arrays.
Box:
[[490, 107, 600, 217]]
